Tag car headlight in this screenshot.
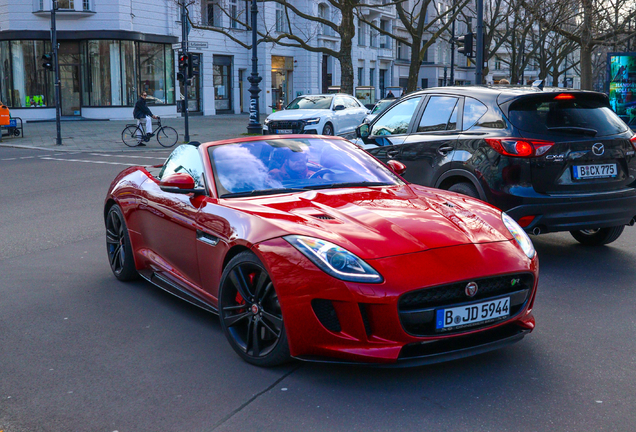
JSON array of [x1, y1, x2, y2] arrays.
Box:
[[285, 235, 383, 283], [502, 213, 536, 259], [264, 118, 271, 125], [304, 118, 320, 125]]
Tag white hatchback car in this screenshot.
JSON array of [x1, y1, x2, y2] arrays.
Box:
[[263, 94, 369, 137]]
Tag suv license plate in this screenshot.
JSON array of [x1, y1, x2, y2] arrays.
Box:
[[573, 164, 617, 179], [276, 129, 293, 134], [436, 297, 510, 331]]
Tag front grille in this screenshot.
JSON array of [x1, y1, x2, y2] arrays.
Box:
[[269, 120, 304, 134], [398, 273, 534, 336]]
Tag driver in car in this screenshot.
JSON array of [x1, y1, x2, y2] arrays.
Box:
[[269, 151, 315, 181]]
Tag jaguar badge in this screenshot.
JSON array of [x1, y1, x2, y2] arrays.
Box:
[[465, 282, 478, 297]]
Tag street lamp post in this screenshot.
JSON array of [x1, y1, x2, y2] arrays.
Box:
[[181, 0, 190, 142], [246, 0, 262, 134], [51, 0, 62, 145]]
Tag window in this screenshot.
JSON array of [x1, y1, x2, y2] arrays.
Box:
[[358, 20, 366, 46], [319, 4, 332, 36], [1, 40, 54, 108], [206, 0, 221, 27], [159, 145, 206, 188], [371, 97, 422, 136], [495, 57, 501, 70], [83, 0, 90, 11], [276, 3, 285, 32], [358, 67, 364, 86], [229, 0, 239, 28], [421, 78, 428, 89], [57, 0, 74, 9], [463, 98, 488, 130], [344, 97, 360, 108], [333, 96, 346, 109], [138, 43, 166, 106], [370, 22, 378, 47], [369, 68, 375, 87], [379, 20, 389, 48], [422, 40, 429, 62], [397, 42, 409, 60], [84, 40, 122, 106], [418, 96, 459, 132]]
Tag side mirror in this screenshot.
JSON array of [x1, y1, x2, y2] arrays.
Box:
[[387, 160, 407, 176], [356, 123, 370, 139], [159, 172, 203, 194], [333, 104, 345, 111]]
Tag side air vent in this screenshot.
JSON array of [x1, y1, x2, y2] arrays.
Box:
[[312, 299, 341, 332], [311, 214, 335, 220]]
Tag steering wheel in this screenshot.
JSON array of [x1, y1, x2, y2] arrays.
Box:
[[309, 169, 334, 179]]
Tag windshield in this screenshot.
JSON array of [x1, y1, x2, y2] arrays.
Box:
[[286, 96, 333, 110], [372, 99, 394, 114], [507, 93, 629, 137], [208, 138, 403, 197]]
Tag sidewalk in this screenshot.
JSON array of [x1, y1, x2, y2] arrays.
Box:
[[0, 114, 265, 152]]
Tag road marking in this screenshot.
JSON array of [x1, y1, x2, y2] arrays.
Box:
[[90, 153, 167, 160], [39, 157, 137, 166], [19, 156, 35, 159], [1, 158, 17, 161]]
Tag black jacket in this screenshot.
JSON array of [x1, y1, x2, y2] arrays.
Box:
[[133, 97, 153, 119]]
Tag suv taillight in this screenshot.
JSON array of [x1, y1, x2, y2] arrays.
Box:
[[630, 134, 636, 151], [485, 138, 555, 158]]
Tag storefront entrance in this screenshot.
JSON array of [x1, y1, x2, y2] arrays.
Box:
[[58, 42, 81, 116], [271, 56, 293, 110], [213, 55, 232, 113]]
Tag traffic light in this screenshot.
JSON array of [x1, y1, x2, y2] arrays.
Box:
[[456, 33, 474, 58], [176, 71, 185, 83], [178, 52, 189, 72], [42, 53, 54, 71]]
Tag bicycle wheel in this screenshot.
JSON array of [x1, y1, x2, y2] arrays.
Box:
[[157, 126, 178, 147], [122, 126, 143, 147]]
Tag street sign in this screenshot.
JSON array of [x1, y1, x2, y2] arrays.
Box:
[[172, 42, 208, 50]]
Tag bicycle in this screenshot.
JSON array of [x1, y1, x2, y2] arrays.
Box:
[[121, 117, 178, 148]]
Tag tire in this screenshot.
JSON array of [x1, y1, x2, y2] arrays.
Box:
[[448, 182, 480, 199], [122, 126, 142, 147], [157, 126, 178, 147], [570, 226, 625, 246], [219, 251, 290, 367], [105, 204, 139, 281], [322, 123, 334, 136]]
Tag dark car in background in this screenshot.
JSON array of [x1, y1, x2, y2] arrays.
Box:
[[357, 86, 636, 245]]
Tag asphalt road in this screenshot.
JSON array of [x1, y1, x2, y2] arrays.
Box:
[[1, 147, 635, 431]]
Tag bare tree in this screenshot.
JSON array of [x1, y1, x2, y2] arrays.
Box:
[[521, 0, 636, 89]]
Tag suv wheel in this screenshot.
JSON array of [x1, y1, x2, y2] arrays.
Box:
[[448, 182, 479, 199], [570, 226, 625, 246]]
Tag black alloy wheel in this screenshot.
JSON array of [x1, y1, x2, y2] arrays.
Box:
[[322, 123, 334, 136], [105, 204, 139, 281], [219, 251, 290, 366], [570, 226, 625, 246], [448, 182, 479, 199]]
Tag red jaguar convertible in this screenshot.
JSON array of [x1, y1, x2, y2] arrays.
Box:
[[104, 135, 538, 366]]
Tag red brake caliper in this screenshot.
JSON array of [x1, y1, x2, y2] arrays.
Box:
[[234, 272, 257, 307]]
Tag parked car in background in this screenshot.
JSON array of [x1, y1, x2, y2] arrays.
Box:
[[357, 85, 636, 246], [365, 98, 398, 123], [105, 135, 538, 367], [263, 94, 368, 137]]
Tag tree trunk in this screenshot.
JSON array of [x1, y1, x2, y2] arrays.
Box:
[[406, 35, 423, 93], [337, 2, 355, 95], [579, 0, 594, 90]]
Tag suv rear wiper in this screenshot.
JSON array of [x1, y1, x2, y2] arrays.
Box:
[[221, 188, 310, 198], [306, 181, 393, 190], [546, 127, 598, 136]]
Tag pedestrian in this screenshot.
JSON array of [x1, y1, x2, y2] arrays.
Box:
[[133, 92, 158, 146], [386, 90, 395, 98]]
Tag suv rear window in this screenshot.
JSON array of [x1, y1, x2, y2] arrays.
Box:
[[506, 93, 629, 137]]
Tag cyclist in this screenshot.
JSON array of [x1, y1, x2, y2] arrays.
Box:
[[133, 92, 158, 146]]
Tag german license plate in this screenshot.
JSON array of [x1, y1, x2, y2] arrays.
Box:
[[276, 129, 293, 134], [436, 297, 510, 331], [572, 164, 617, 179]]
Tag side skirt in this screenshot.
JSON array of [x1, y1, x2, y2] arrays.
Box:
[[138, 270, 218, 315]]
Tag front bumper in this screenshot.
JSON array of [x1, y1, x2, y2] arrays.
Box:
[[506, 188, 636, 232], [254, 238, 539, 365]]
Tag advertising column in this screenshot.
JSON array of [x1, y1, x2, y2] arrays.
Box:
[[608, 53, 636, 128]]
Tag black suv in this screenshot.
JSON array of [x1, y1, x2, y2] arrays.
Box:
[[356, 86, 636, 245]]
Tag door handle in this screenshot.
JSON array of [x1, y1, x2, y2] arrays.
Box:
[[386, 149, 400, 158], [437, 145, 454, 155]]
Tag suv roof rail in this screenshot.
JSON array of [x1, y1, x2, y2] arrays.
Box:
[[532, 80, 545, 91]]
